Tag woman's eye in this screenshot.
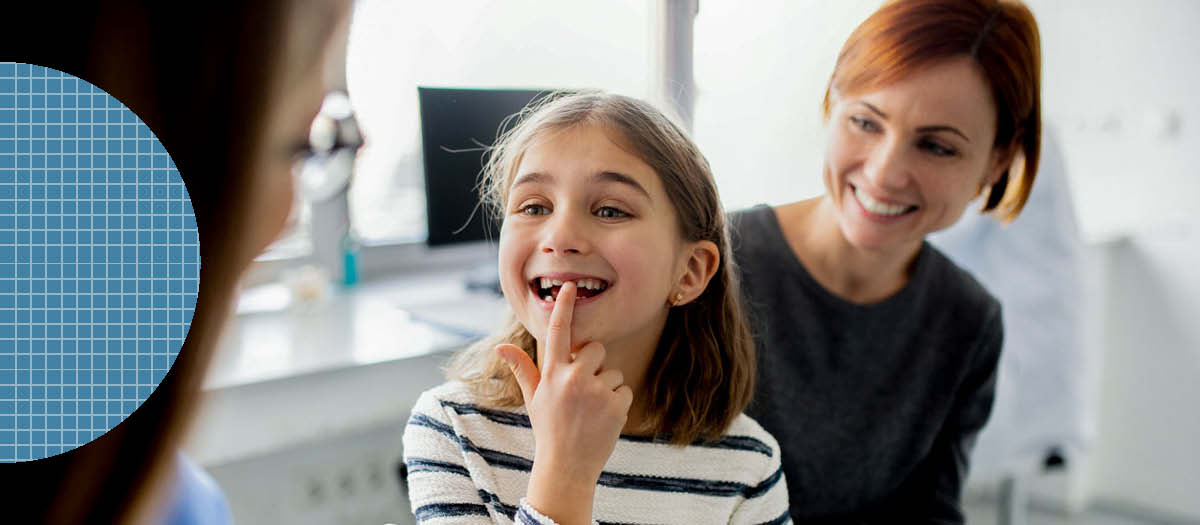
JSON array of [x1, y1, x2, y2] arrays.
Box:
[[919, 139, 957, 157], [595, 206, 630, 219], [519, 204, 550, 216], [850, 115, 878, 132]]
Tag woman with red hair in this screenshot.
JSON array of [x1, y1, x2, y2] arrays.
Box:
[[731, 0, 1041, 521]]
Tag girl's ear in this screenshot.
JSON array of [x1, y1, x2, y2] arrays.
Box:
[[671, 240, 720, 307]]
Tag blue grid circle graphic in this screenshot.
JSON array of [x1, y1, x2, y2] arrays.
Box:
[[0, 62, 200, 462]]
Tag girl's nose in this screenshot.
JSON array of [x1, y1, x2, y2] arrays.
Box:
[[540, 212, 590, 255]]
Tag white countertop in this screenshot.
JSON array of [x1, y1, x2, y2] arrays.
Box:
[[185, 270, 510, 466]]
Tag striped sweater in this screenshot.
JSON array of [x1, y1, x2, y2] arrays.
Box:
[[402, 381, 791, 524]]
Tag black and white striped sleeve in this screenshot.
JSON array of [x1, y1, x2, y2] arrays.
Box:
[[402, 390, 496, 524]]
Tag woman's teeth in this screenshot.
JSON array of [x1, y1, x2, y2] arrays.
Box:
[[854, 186, 913, 216]]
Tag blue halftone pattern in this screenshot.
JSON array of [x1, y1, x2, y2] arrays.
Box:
[[0, 62, 200, 462]]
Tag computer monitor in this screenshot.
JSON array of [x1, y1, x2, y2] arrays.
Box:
[[417, 87, 552, 246]]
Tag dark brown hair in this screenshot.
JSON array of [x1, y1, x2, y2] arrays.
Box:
[[822, 0, 1042, 222], [447, 91, 756, 446]]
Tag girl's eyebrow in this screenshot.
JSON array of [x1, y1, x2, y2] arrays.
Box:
[[511, 170, 651, 200], [511, 171, 550, 189], [592, 171, 650, 200]]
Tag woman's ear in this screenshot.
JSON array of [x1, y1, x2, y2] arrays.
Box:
[[985, 144, 1019, 188], [671, 240, 720, 306]]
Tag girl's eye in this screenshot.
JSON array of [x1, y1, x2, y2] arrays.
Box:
[[850, 115, 878, 132], [520, 204, 550, 216], [595, 206, 630, 219], [919, 139, 957, 157]]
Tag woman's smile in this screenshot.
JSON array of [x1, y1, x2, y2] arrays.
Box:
[[848, 183, 919, 224]]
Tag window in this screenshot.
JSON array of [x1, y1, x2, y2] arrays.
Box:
[[344, 0, 653, 245], [692, 1, 878, 210]]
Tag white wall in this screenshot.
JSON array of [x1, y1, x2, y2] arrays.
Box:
[[1026, 0, 1200, 243], [693, 0, 880, 210], [1089, 236, 1200, 518], [1013, 1, 1200, 518]]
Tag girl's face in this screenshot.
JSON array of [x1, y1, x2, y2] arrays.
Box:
[[499, 124, 686, 355], [823, 56, 1012, 252]]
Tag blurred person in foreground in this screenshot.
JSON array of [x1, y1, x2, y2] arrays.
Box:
[[0, 0, 353, 522]]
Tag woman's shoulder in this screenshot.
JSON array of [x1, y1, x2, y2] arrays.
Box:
[[728, 204, 776, 239], [918, 242, 1002, 321], [916, 243, 1004, 367], [728, 204, 789, 265], [728, 203, 774, 222]]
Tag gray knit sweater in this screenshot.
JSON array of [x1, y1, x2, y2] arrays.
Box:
[[730, 205, 1003, 524]]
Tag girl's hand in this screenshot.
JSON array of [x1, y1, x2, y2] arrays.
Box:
[[497, 281, 633, 524]]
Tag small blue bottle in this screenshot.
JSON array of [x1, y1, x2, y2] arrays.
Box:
[[341, 231, 360, 286]]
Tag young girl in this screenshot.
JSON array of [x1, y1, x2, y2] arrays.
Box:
[[402, 92, 790, 524]]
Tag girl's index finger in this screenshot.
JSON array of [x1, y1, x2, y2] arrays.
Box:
[[545, 281, 577, 366]]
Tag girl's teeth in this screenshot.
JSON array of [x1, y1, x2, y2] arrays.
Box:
[[535, 277, 607, 294]]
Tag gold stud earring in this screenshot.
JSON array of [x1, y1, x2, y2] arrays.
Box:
[[674, 292, 684, 306]]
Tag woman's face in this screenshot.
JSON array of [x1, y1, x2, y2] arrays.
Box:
[[235, 2, 349, 272], [823, 56, 1011, 252]]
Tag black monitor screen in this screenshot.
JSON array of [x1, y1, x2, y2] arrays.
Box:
[[417, 87, 551, 246]]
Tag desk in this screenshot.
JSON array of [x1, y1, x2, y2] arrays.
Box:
[[179, 270, 509, 524], [184, 269, 509, 467]]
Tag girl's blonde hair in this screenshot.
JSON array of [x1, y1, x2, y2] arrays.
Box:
[[446, 91, 755, 445]]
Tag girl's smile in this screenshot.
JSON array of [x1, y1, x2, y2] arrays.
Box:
[[527, 273, 612, 310]]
